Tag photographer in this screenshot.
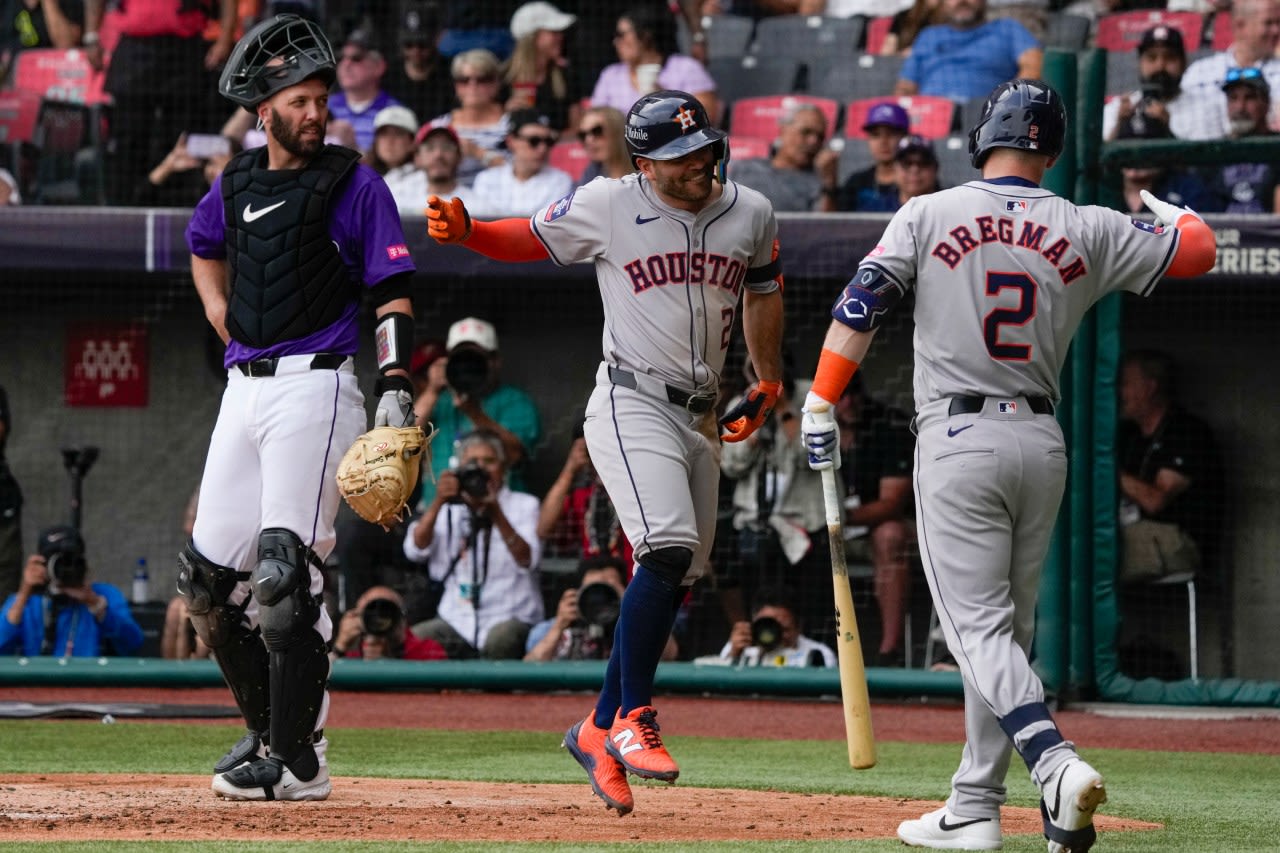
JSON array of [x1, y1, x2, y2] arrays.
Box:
[[413, 317, 542, 505], [403, 430, 543, 659], [1103, 26, 1192, 142], [719, 585, 834, 668], [0, 526, 143, 657], [331, 586, 446, 661]]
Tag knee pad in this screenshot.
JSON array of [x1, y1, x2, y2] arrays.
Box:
[[252, 528, 322, 650], [638, 546, 693, 587], [177, 541, 249, 649]]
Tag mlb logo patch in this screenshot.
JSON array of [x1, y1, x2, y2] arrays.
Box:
[[997, 401, 1018, 414], [1006, 200, 1028, 213], [544, 190, 576, 222], [1131, 219, 1165, 235], [386, 244, 410, 260]]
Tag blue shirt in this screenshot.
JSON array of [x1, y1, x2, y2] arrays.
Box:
[[328, 90, 403, 152], [901, 19, 1040, 102], [0, 583, 144, 657], [421, 384, 542, 505]]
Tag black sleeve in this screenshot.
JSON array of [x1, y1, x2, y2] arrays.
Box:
[[367, 271, 415, 307]]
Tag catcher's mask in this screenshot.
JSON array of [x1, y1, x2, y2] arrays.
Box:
[[220, 14, 337, 111]]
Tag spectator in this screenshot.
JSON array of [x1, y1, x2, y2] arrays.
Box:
[[1202, 67, 1280, 213], [437, 0, 517, 60], [382, 2, 455, 128], [577, 105, 633, 181], [403, 430, 544, 659], [894, 0, 1041, 102], [590, 5, 719, 125], [139, 132, 237, 207], [1104, 26, 1193, 142], [0, 168, 19, 205], [1179, 0, 1280, 140], [0, 0, 83, 83], [836, 373, 915, 667], [889, 134, 943, 208], [330, 585, 448, 660], [836, 102, 910, 212], [429, 48, 511, 185], [719, 584, 836, 668], [726, 102, 840, 212], [504, 1, 584, 132], [524, 555, 674, 661], [413, 317, 542, 504], [368, 104, 419, 186], [537, 423, 633, 568], [389, 124, 477, 216], [160, 595, 210, 659], [0, 526, 144, 656], [329, 29, 404, 154], [83, 0, 235, 204], [1109, 109, 1213, 215], [0, 384, 21, 594], [881, 0, 948, 56], [469, 108, 575, 217]]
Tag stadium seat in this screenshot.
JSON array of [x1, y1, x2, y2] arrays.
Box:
[[0, 89, 42, 145], [1106, 49, 1142, 96], [677, 13, 755, 60], [707, 56, 804, 104], [1044, 12, 1092, 50], [1095, 10, 1204, 52], [1210, 11, 1232, 50], [845, 95, 954, 139], [935, 135, 977, 188], [728, 94, 840, 143], [812, 53, 905, 104], [549, 140, 590, 183], [30, 98, 106, 204], [864, 16, 894, 56], [727, 135, 772, 161], [957, 97, 987, 137], [834, 137, 873, 183], [751, 15, 865, 61], [10, 48, 112, 106]]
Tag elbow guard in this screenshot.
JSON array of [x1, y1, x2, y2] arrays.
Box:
[[831, 264, 907, 332], [375, 311, 415, 373]]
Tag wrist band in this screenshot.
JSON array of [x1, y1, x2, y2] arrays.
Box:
[[82, 31, 99, 45]]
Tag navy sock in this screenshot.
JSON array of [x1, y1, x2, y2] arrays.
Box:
[[593, 566, 679, 727]]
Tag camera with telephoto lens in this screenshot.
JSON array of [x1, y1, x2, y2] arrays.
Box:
[[360, 597, 404, 638], [444, 347, 491, 397], [565, 582, 621, 659], [448, 460, 491, 504], [37, 525, 88, 595], [751, 615, 785, 652]]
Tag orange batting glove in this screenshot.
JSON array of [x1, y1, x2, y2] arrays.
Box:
[[425, 195, 472, 244], [719, 380, 783, 443]]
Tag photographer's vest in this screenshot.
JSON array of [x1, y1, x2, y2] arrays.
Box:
[[221, 144, 361, 348]]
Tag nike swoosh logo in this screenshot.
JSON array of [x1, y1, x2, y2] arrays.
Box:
[[939, 815, 992, 831], [947, 424, 974, 437], [1046, 772, 1065, 821], [243, 200, 287, 222], [635, 214, 660, 224]]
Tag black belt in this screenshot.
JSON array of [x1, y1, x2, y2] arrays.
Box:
[[949, 395, 1054, 416], [235, 353, 347, 377], [608, 366, 716, 415]]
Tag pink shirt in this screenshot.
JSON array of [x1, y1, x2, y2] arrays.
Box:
[[589, 55, 717, 114]]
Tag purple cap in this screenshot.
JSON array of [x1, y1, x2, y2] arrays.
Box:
[[863, 102, 910, 132]]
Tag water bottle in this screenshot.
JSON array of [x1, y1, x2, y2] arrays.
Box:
[[132, 558, 150, 604]]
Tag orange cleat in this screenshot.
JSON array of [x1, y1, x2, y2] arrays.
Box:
[[605, 706, 680, 782], [562, 713, 634, 816]]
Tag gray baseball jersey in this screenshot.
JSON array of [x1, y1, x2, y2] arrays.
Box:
[[530, 174, 779, 570], [842, 177, 1177, 817]]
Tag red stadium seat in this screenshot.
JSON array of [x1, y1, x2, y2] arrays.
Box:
[[0, 90, 42, 144], [1211, 13, 1232, 50], [844, 95, 954, 140], [727, 135, 772, 160], [11, 48, 112, 106], [864, 16, 894, 56], [728, 95, 840, 143], [549, 140, 591, 182], [1095, 10, 1204, 52]]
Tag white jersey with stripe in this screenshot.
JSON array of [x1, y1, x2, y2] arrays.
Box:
[[852, 179, 1181, 411], [530, 173, 780, 392]]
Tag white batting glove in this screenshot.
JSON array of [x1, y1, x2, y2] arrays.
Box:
[[1139, 189, 1200, 227], [374, 376, 415, 427], [801, 392, 841, 472]]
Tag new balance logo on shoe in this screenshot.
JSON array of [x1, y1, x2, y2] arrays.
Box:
[[611, 729, 643, 755]]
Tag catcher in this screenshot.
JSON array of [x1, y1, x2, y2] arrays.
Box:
[[179, 15, 423, 802]]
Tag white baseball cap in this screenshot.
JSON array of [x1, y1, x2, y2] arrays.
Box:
[[374, 105, 419, 136], [447, 317, 499, 352], [510, 2, 577, 40]]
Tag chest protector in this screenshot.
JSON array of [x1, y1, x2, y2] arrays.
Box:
[[221, 144, 361, 348]]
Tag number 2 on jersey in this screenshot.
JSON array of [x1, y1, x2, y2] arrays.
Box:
[[982, 271, 1035, 361]]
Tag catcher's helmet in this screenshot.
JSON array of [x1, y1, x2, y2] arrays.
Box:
[[967, 78, 1067, 169], [625, 90, 727, 168], [220, 14, 336, 110]]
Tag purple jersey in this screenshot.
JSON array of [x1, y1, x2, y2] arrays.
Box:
[[329, 90, 403, 152], [186, 162, 415, 368]]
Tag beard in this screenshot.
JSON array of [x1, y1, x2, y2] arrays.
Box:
[[269, 108, 324, 159], [654, 161, 716, 204]]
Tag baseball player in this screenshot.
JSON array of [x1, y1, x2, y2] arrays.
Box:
[[801, 80, 1215, 852], [181, 15, 419, 801], [425, 90, 785, 816]]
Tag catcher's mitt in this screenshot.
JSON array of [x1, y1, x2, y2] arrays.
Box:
[[336, 424, 435, 529]]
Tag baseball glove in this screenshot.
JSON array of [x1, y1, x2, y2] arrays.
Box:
[[336, 424, 435, 529]]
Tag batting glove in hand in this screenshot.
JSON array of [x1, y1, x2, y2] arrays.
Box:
[[800, 393, 840, 471], [425, 195, 472, 244], [720, 380, 782, 443], [1140, 189, 1200, 227], [374, 375, 415, 428]]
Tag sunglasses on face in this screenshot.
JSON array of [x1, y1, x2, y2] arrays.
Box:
[[340, 51, 368, 63], [577, 124, 606, 141], [454, 74, 497, 85], [517, 134, 557, 147]]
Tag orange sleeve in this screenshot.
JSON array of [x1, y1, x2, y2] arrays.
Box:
[[1165, 215, 1216, 278], [810, 348, 859, 404], [465, 219, 551, 262]]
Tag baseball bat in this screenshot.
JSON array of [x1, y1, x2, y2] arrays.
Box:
[[809, 402, 877, 770]]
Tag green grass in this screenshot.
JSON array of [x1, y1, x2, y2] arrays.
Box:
[[2, 721, 1278, 851]]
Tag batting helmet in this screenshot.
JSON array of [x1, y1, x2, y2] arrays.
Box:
[[220, 14, 336, 110], [625, 90, 727, 169], [967, 78, 1067, 169]]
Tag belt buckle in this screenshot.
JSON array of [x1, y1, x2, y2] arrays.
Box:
[[248, 359, 274, 377], [685, 392, 715, 414]]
